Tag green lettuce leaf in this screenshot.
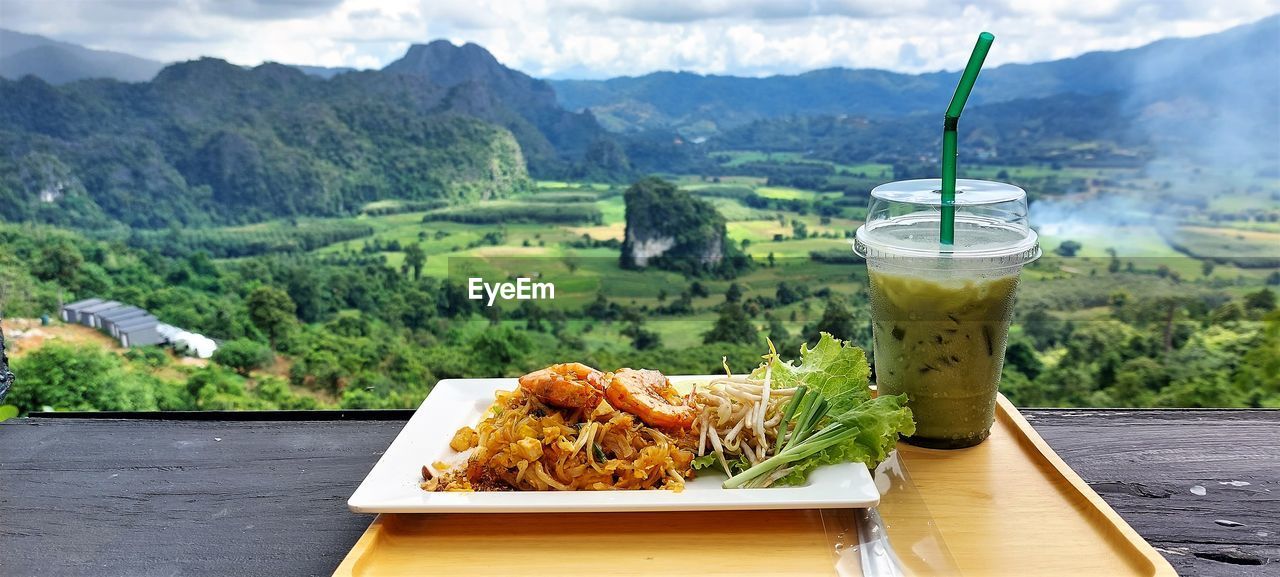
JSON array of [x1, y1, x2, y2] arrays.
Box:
[[772, 394, 915, 486], [722, 333, 914, 489], [691, 454, 718, 470], [752, 332, 872, 415]]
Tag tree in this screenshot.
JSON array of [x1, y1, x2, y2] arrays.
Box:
[[1152, 332, 1245, 407], [1054, 240, 1082, 257], [468, 326, 531, 375], [1021, 306, 1065, 349], [725, 282, 744, 303], [1201, 260, 1215, 278], [703, 302, 759, 345], [1245, 288, 1277, 312], [1211, 301, 1245, 324], [247, 286, 296, 349], [1004, 337, 1043, 380], [765, 313, 791, 350], [1110, 357, 1167, 406], [776, 281, 802, 305], [662, 291, 693, 315], [689, 281, 710, 298], [404, 244, 426, 280], [32, 240, 83, 287], [585, 292, 615, 321], [998, 365, 1038, 405], [1033, 362, 1099, 407], [622, 319, 662, 351], [6, 344, 154, 413], [519, 300, 545, 332], [212, 339, 274, 376], [1233, 311, 1280, 407], [803, 299, 858, 344], [187, 366, 267, 410]]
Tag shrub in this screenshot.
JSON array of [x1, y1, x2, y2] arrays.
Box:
[[212, 339, 274, 376]]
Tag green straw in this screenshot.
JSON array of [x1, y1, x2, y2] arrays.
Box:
[[940, 32, 994, 246]]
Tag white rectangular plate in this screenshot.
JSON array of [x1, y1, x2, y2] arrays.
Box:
[[348, 377, 880, 513]]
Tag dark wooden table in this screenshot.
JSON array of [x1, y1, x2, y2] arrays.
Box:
[[1, 410, 1276, 577]]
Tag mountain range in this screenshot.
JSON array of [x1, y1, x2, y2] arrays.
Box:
[[550, 14, 1279, 141], [0, 15, 1274, 230], [0, 58, 537, 228], [1, 32, 702, 229], [0, 29, 355, 83], [0, 29, 165, 84]]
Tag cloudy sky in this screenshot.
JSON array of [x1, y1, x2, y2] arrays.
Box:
[[2, 0, 1278, 78]]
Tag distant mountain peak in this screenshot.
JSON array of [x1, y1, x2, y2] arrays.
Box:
[[382, 38, 606, 174], [385, 39, 508, 88], [152, 57, 244, 84]]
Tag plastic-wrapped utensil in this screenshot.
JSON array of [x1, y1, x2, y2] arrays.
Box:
[[824, 451, 960, 576]]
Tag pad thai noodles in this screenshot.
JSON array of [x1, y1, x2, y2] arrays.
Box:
[[421, 335, 915, 492], [422, 363, 698, 492]]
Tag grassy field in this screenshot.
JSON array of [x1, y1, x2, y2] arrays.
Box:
[[714, 150, 812, 167], [295, 180, 872, 325], [962, 164, 1133, 181], [1034, 223, 1278, 283], [675, 175, 767, 187], [833, 162, 893, 177], [712, 151, 893, 178], [705, 198, 774, 221], [755, 186, 820, 200], [201, 151, 1276, 344], [534, 181, 613, 191], [302, 162, 1272, 289]]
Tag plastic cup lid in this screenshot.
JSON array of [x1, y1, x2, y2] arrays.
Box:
[[854, 178, 1040, 265]]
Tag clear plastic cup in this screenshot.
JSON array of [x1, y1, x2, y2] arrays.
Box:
[[854, 179, 1040, 449]]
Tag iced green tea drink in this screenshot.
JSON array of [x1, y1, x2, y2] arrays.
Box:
[[855, 179, 1040, 449]]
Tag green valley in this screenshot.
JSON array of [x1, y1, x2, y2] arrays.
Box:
[[1, 20, 1277, 416]]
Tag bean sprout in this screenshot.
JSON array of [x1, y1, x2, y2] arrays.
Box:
[[693, 355, 791, 484]]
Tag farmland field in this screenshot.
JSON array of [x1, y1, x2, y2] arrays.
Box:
[[11, 146, 1274, 415], [248, 151, 1278, 318]]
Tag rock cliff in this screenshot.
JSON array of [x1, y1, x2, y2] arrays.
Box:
[[620, 177, 742, 276]]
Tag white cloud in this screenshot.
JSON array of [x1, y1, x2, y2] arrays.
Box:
[[0, 0, 1276, 76]]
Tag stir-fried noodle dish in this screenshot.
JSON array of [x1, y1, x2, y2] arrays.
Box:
[[422, 363, 699, 491], [422, 335, 916, 492]]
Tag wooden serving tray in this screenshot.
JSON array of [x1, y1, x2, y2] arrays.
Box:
[[334, 395, 1175, 576]]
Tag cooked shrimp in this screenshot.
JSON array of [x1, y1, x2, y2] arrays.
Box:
[[518, 363, 606, 410], [605, 369, 696, 430]]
